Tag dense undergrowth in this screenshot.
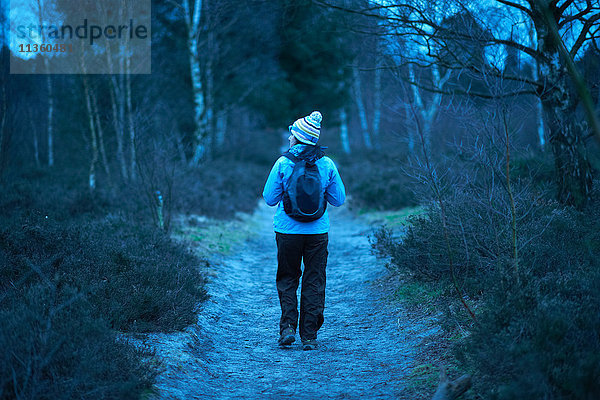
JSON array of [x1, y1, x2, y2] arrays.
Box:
[[337, 149, 418, 211], [372, 150, 600, 399], [0, 157, 266, 399]]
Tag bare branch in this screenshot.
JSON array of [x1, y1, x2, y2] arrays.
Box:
[[570, 12, 600, 56], [558, 0, 593, 28], [404, 76, 537, 99], [557, 0, 576, 17], [495, 0, 534, 18]]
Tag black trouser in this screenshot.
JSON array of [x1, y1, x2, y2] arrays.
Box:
[[276, 232, 328, 341]]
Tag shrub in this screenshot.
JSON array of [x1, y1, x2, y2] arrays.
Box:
[[458, 260, 600, 399], [372, 177, 600, 398], [0, 284, 158, 399], [0, 214, 207, 333], [456, 198, 600, 399], [172, 158, 267, 218], [338, 150, 418, 211]]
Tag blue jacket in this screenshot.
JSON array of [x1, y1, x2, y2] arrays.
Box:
[[263, 144, 346, 234]]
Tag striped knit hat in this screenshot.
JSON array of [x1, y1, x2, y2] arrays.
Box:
[[289, 111, 322, 145]]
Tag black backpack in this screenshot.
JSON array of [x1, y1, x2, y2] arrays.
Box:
[[282, 147, 327, 222]]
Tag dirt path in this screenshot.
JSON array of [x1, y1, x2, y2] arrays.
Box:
[[146, 203, 423, 399]]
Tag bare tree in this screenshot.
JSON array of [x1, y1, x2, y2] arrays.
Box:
[[339, 108, 352, 154], [325, 0, 600, 207], [181, 0, 208, 164], [28, 109, 41, 168], [406, 62, 451, 152], [102, 2, 129, 180], [82, 75, 99, 191], [33, 0, 57, 167], [352, 64, 374, 149], [373, 57, 382, 149]]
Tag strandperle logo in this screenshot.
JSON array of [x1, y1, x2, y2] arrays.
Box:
[[15, 19, 149, 46], [10, 0, 151, 74]]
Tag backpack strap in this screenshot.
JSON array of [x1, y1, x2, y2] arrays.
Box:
[[282, 151, 301, 164], [283, 145, 326, 164]]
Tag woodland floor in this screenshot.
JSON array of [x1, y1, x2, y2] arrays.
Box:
[[143, 202, 441, 400]]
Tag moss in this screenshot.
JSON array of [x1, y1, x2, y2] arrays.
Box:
[[407, 362, 439, 390], [394, 281, 445, 311], [172, 211, 262, 258], [359, 206, 425, 227]]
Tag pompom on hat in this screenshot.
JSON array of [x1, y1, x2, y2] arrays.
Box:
[[289, 111, 322, 145]]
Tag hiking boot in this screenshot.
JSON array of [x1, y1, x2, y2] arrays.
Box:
[[278, 326, 295, 346], [302, 339, 318, 351]]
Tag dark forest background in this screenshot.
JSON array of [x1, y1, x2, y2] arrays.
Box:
[[1, 0, 599, 398]]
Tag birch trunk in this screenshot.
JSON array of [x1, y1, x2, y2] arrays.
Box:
[[109, 75, 128, 179], [405, 100, 415, 152], [174, 125, 188, 163], [352, 66, 372, 149], [45, 70, 54, 167], [373, 62, 382, 150], [126, 55, 136, 181], [529, 25, 545, 148], [83, 76, 99, 191], [535, 92, 545, 148], [183, 0, 207, 165], [215, 111, 227, 148], [205, 25, 215, 157], [90, 82, 110, 177], [29, 111, 41, 168], [106, 24, 128, 180], [408, 64, 428, 151], [408, 63, 449, 153], [339, 108, 351, 154], [37, 0, 54, 167]]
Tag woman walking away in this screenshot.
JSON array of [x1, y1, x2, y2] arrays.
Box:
[[262, 111, 346, 351]]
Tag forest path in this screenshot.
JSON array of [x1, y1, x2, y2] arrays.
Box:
[[146, 203, 425, 399]]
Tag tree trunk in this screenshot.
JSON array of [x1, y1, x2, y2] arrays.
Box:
[[408, 63, 449, 153], [183, 0, 207, 165], [535, 94, 545, 148], [406, 103, 415, 152], [29, 110, 41, 168], [409, 64, 430, 151], [205, 23, 215, 158], [44, 59, 54, 167], [352, 66, 372, 150], [33, 128, 40, 167], [529, 24, 545, 148], [534, 6, 593, 208], [431, 370, 471, 400], [83, 76, 99, 191], [109, 75, 128, 180], [90, 81, 110, 177], [126, 56, 136, 181], [37, 0, 54, 167], [174, 124, 188, 164], [339, 108, 351, 154], [106, 26, 128, 180], [545, 104, 592, 207], [373, 62, 382, 150], [215, 111, 227, 148]]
